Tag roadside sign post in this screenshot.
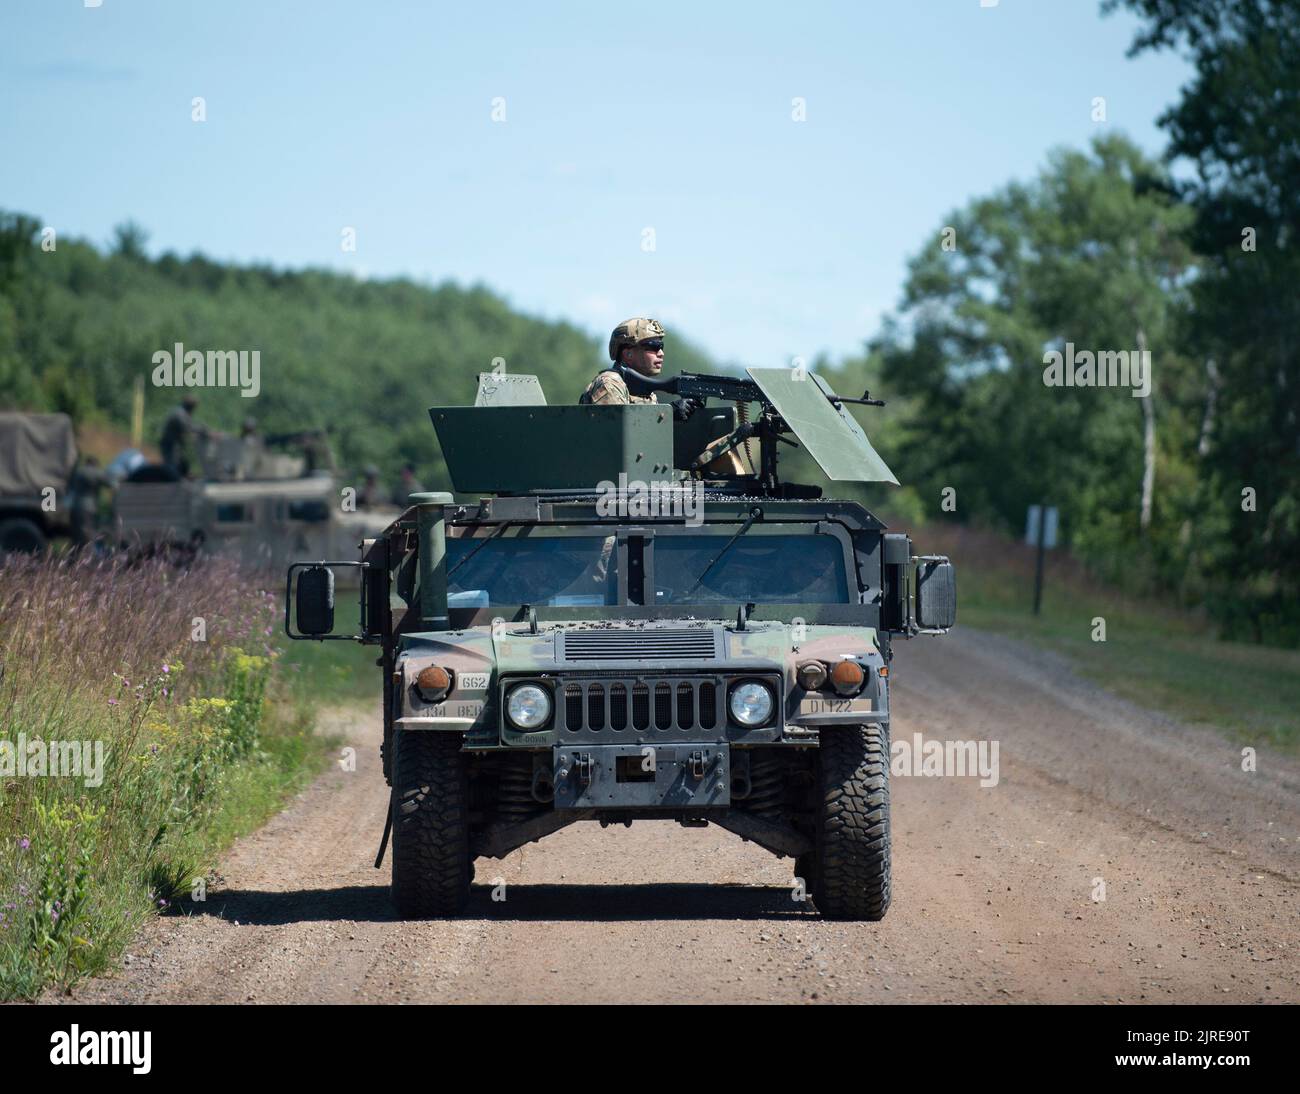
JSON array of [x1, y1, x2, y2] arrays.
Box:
[[1025, 505, 1058, 616]]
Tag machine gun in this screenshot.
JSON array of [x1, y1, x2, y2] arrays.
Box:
[[610, 365, 887, 495]]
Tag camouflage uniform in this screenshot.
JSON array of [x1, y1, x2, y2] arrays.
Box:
[[580, 368, 658, 406]]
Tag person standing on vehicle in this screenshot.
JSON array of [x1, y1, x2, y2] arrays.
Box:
[[159, 394, 210, 477]]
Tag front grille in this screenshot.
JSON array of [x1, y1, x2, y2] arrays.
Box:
[[562, 676, 720, 734], [560, 628, 719, 662]]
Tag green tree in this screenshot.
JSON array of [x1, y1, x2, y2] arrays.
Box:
[[1106, 0, 1300, 641], [873, 135, 1198, 589]]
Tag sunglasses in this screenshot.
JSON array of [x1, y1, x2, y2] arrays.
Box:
[[639, 338, 665, 351]]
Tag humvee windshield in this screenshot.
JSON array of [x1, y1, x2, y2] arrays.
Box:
[[445, 528, 850, 608]]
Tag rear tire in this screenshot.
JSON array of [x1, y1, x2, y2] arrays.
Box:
[[391, 731, 471, 917], [0, 517, 47, 557], [811, 723, 891, 921]]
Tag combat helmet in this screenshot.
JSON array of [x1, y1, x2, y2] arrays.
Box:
[[608, 317, 665, 362]]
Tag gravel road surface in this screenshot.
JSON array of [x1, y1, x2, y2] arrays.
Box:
[[56, 628, 1299, 1004]]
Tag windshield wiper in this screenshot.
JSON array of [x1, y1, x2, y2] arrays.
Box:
[[447, 521, 512, 580], [685, 507, 762, 597]]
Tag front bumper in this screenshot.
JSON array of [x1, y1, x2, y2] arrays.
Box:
[[553, 743, 729, 809]]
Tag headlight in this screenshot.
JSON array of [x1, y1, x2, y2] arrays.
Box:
[[729, 681, 774, 726], [506, 683, 552, 729]]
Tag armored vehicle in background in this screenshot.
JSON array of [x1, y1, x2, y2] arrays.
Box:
[[287, 369, 955, 920], [116, 431, 398, 577]]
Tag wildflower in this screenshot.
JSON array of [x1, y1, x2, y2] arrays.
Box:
[[17, 837, 29, 850], [108, 698, 118, 706], [162, 664, 170, 675]]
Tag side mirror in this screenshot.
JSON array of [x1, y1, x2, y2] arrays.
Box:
[[296, 565, 336, 636], [284, 559, 374, 641], [915, 559, 956, 630]]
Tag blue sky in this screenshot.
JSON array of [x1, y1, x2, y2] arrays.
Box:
[[0, 0, 1190, 368]]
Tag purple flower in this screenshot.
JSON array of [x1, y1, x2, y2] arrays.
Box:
[[17, 837, 30, 851], [157, 898, 168, 908], [108, 698, 118, 706]]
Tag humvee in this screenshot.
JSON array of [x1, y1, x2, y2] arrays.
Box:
[[286, 368, 955, 920]]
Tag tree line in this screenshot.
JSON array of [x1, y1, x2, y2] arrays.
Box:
[[1, 0, 1295, 644]]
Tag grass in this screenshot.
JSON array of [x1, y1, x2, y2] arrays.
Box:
[[0, 553, 336, 1000], [276, 632, 382, 707], [924, 523, 1300, 750]]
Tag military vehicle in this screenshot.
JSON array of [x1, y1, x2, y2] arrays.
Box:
[[0, 412, 98, 555], [115, 431, 398, 577], [286, 368, 956, 920]]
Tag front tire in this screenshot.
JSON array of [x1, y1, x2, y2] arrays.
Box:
[[391, 731, 471, 917], [811, 723, 891, 921]]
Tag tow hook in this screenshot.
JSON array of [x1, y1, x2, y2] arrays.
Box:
[[573, 752, 593, 787]]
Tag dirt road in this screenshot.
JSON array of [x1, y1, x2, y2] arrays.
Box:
[[60, 628, 1299, 1004]]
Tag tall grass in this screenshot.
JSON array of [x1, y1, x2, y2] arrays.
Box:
[[0, 553, 324, 999]]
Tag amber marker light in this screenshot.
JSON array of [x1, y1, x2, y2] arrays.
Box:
[[830, 659, 865, 696], [415, 664, 452, 702]]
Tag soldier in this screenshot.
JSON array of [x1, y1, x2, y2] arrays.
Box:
[[391, 461, 425, 507], [159, 394, 210, 477], [583, 317, 749, 474], [67, 456, 107, 545], [581, 318, 699, 421], [357, 465, 384, 510]]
